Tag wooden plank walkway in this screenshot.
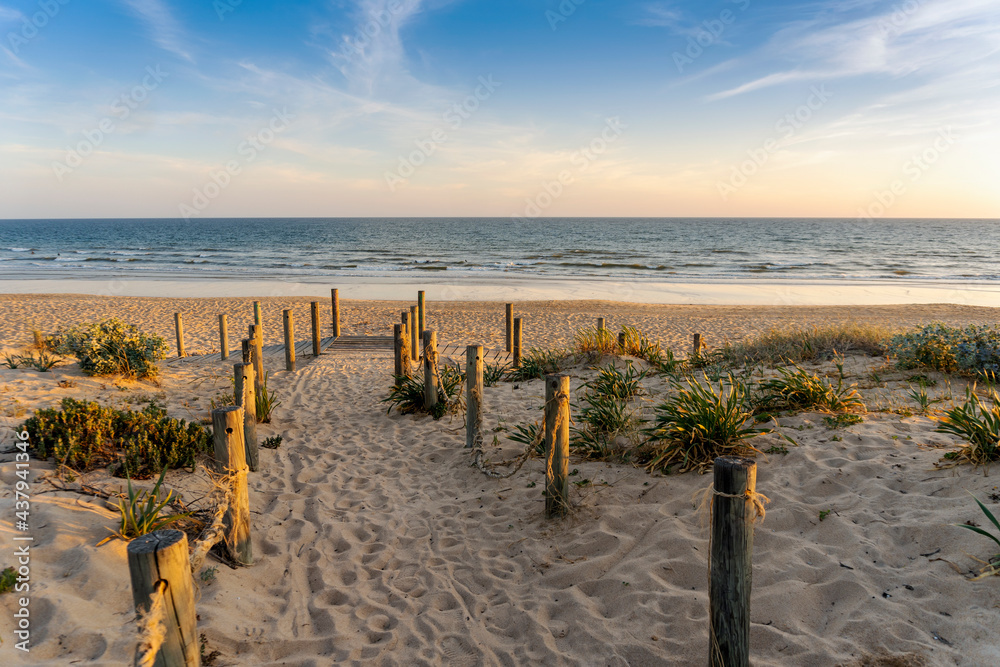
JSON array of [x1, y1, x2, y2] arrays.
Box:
[[165, 335, 395, 366]]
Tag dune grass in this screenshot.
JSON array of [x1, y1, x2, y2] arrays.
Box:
[[722, 323, 892, 366]]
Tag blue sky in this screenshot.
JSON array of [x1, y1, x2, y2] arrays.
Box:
[[0, 0, 997, 218]]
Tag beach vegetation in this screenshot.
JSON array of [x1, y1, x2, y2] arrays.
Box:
[[754, 364, 865, 413], [954, 494, 1000, 576], [255, 371, 280, 423], [822, 414, 864, 429], [0, 566, 16, 594], [2, 350, 60, 371], [574, 325, 617, 356], [723, 323, 890, 366], [261, 435, 283, 449], [641, 374, 775, 474], [32, 328, 59, 353], [907, 385, 942, 414], [22, 398, 211, 478], [483, 362, 509, 387], [506, 420, 545, 455], [383, 364, 465, 419], [98, 468, 191, 545], [54, 318, 167, 378], [889, 323, 1000, 378], [508, 348, 570, 381], [936, 386, 1000, 467]]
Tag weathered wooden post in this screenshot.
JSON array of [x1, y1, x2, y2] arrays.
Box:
[[417, 290, 426, 338], [409, 305, 419, 361], [393, 323, 406, 387], [212, 406, 252, 565], [174, 313, 185, 358], [401, 310, 411, 339], [253, 301, 262, 326], [505, 303, 514, 353], [513, 317, 523, 368], [249, 324, 264, 386], [282, 310, 295, 372], [423, 330, 438, 412], [466, 345, 483, 449], [331, 289, 341, 337], [310, 301, 321, 356], [544, 374, 571, 518], [219, 314, 228, 361], [234, 362, 258, 472], [709, 457, 758, 667], [618, 331, 627, 352], [241, 339, 250, 365], [597, 317, 605, 331], [127, 530, 198, 667], [693, 333, 702, 359]]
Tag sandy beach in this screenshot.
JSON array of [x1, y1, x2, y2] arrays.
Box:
[[2, 294, 999, 666]]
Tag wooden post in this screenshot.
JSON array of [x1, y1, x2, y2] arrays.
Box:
[[423, 330, 438, 412], [417, 290, 426, 338], [709, 457, 757, 667], [174, 313, 185, 358], [393, 323, 406, 387], [283, 309, 295, 372], [241, 339, 250, 365], [212, 406, 252, 565], [331, 289, 341, 337], [249, 324, 264, 386], [409, 305, 419, 361], [618, 331, 627, 352], [505, 303, 513, 353], [693, 333, 702, 359], [544, 374, 571, 518], [253, 301, 262, 326], [218, 314, 228, 361], [234, 363, 258, 472], [466, 345, 483, 449], [401, 311, 413, 367], [597, 317, 605, 331], [310, 301, 321, 356], [127, 530, 198, 666], [513, 317, 523, 368]]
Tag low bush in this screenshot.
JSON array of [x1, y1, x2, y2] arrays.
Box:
[[22, 398, 211, 478], [642, 374, 774, 474], [723, 323, 890, 366], [889, 323, 1000, 377], [575, 326, 617, 356], [383, 365, 465, 419], [754, 364, 864, 413], [936, 387, 1000, 467], [55, 318, 167, 378], [508, 348, 569, 381]]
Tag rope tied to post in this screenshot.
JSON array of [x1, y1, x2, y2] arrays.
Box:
[[188, 471, 234, 573], [134, 580, 168, 667], [471, 389, 570, 479], [694, 483, 770, 525]]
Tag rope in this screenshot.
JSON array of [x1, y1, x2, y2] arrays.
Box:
[[134, 580, 167, 667], [189, 490, 230, 573], [471, 389, 570, 480]]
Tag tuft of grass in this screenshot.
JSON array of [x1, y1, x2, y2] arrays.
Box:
[[575, 326, 617, 356], [383, 364, 465, 419], [618, 326, 666, 364], [0, 566, 16, 594], [907, 384, 942, 414], [584, 362, 646, 401], [936, 386, 1000, 467], [572, 390, 638, 460], [955, 494, 1000, 554], [261, 435, 282, 449], [823, 414, 864, 429], [507, 420, 544, 455], [642, 374, 775, 474], [255, 371, 280, 423], [755, 364, 865, 413], [98, 469, 191, 545], [483, 362, 509, 387], [508, 348, 569, 381], [723, 323, 891, 366]]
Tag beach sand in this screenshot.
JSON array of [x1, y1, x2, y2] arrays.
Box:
[[1, 294, 999, 666]]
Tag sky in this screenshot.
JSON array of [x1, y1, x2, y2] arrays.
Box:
[[0, 0, 997, 219]]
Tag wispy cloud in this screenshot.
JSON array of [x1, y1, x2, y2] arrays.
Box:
[[0, 5, 23, 22], [118, 0, 193, 62]]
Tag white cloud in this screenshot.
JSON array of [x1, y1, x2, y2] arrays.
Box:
[[118, 0, 193, 62]]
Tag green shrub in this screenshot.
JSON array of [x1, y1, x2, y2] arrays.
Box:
[[509, 348, 569, 381], [0, 566, 16, 594], [572, 390, 638, 459], [483, 362, 509, 387], [383, 364, 464, 419], [98, 468, 190, 545], [22, 398, 211, 478], [723, 324, 890, 365], [642, 374, 774, 473], [584, 362, 646, 401], [755, 364, 864, 413], [55, 318, 167, 377], [889, 323, 1000, 377], [936, 387, 1000, 466]]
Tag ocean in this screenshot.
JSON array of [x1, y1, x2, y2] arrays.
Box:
[[0, 218, 997, 284]]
